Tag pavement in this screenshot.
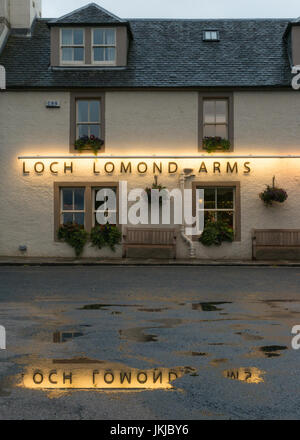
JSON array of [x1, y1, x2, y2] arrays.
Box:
[[0, 257, 300, 266], [0, 266, 300, 420]]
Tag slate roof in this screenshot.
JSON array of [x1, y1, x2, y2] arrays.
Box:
[[48, 3, 127, 25], [0, 6, 293, 89]]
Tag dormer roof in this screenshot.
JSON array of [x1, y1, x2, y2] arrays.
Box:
[[48, 3, 128, 26]]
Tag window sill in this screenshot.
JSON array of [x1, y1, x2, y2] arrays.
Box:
[[51, 66, 127, 71]]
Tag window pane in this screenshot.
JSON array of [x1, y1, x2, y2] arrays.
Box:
[[73, 29, 83, 45], [217, 211, 234, 228], [216, 100, 227, 123], [93, 29, 105, 45], [78, 124, 89, 138], [94, 47, 105, 61], [89, 124, 100, 138], [204, 211, 217, 226], [204, 101, 215, 124], [203, 124, 216, 137], [106, 47, 116, 61], [74, 188, 85, 210], [62, 189, 73, 210], [105, 29, 115, 45], [217, 188, 234, 209], [62, 47, 72, 61], [77, 101, 89, 122], [62, 29, 72, 45], [204, 188, 216, 209], [215, 124, 228, 138], [74, 47, 84, 61], [74, 213, 85, 225], [89, 101, 100, 122], [63, 213, 73, 224]]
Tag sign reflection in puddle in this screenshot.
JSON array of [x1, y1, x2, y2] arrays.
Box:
[[223, 368, 265, 384], [20, 358, 194, 391]]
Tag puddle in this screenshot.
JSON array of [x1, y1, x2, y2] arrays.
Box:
[[210, 358, 228, 367], [260, 345, 288, 358], [192, 302, 231, 312], [119, 320, 183, 343], [138, 308, 169, 313], [150, 319, 183, 328], [235, 332, 264, 342], [246, 345, 288, 359], [18, 357, 192, 391], [177, 351, 207, 357], [119, 328, 158, 343], [80, 304, 140, 311], [53, 331, 83, 343], [223, 368, 265, 384]]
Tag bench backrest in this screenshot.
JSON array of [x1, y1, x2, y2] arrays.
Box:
[[253, 229, 300, 246], [125, 228, 176, 245]]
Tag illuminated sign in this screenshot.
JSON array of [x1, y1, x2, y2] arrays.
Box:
[[21, 160, 251, 175]]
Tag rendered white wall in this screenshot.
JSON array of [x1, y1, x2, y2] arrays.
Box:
[[0, 91, 299, 258]]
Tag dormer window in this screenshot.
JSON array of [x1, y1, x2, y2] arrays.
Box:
[[92, 29, 116, 64], [203, 31, 219, 41], [49, 4, 129, 68], [61, 28, 85, 64]]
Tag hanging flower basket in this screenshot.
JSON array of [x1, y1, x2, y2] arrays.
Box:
[[145, 176, 168, 205], [259, 177, 288, 207], [203, 136, 231, 153], [75, 135, 104, 156]]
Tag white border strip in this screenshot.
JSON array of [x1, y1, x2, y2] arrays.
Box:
[[18, 155, 300, 159]]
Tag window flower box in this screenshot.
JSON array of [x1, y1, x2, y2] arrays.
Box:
[[75, 135, 104, 155], [203, 136, 231, 153]]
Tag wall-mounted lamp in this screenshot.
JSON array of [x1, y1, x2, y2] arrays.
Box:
[[183, 168, 194, 175]]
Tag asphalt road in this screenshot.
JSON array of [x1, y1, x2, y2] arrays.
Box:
[[0, 266, 300, 420]]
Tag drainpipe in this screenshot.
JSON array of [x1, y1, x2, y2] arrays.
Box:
[[180, 173, 196, 258]]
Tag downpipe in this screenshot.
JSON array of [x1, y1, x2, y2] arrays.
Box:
[[179, 174, 196, 259]]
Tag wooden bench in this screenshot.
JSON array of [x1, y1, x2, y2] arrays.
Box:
[[252, 229, 300, 260], [123, 228, 177, 259]]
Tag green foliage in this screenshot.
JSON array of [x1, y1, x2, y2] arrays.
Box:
[[203, 136, 231, 153], [259, 185, 288, 207], [199, 220, 234, 246], [90, 224, 122, 252], [75, 135, 104, 156], [58, 223, 89, 257]]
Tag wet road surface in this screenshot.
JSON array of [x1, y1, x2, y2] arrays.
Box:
[[0, 266, 300, 420]]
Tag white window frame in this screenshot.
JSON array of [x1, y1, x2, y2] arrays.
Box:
[[76, 99, 102, 140], [92, 28, 117, 65], [60, 187, 85, 226], [203, 31, 219, 41], [203, 99, 229, 139], [197, 187, 236, 230], [60, 28, 85, 65]]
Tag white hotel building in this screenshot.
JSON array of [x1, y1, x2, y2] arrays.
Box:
[[0, 1, 300, 260]]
